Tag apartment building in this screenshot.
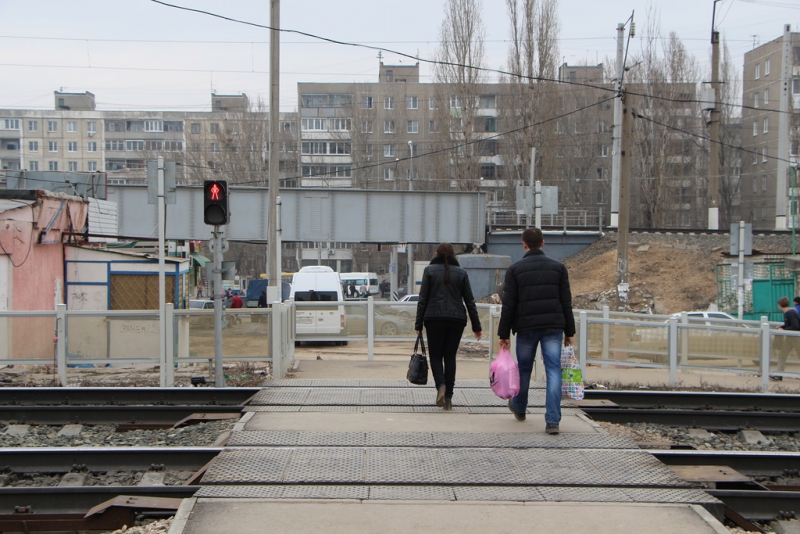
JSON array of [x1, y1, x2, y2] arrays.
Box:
[[0, 91, 299, 186], [298, 61, 702, 227], [740, 27, 800, 229]]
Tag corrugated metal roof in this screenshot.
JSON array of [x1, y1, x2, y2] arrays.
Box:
[[0, 199, 35, 214], [87, 198, 118, 243]]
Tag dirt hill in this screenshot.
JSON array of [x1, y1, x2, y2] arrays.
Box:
[[562, 231, 794, 315]]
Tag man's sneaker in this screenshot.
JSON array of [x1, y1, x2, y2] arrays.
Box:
[[545, 424, 559, 435], [443, 397, 452, 411], [436, 385, 446, 407], [508, 399, 525, 421]]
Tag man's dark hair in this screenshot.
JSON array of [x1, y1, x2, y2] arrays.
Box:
[[779, 296, 790, 308], [793, 296, 800, 305], [522, 228, 543, 249]]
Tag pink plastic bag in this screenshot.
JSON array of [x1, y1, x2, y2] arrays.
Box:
[[490, 348, 520, 400]]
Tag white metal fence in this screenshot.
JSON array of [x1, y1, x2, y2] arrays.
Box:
[[1, 301, 796, 390]]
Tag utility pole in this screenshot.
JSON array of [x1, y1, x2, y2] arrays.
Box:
[[610, 22, 625, 229], [616, 92, 632, 310], [708, 27, 720, 230], [157, 156, 167, 387], [266, 0, 281, 301], [407, 141, 414, 298], [776, 24, 792, 230], [528, 147, 536, 227]]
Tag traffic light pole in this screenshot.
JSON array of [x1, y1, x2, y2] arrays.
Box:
[[211, 226, 227, 387]]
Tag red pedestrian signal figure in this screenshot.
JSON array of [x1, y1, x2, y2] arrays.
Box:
[[203, 180, 229, 225]]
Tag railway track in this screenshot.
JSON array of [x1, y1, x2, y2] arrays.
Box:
[[582, 390, 800, 432]]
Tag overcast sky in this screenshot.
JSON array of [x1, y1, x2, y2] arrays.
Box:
[[1, 0, 798, 112]]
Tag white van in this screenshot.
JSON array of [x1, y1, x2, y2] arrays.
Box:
[[339, 272, 379, 298], [290, 266, 346, 342]]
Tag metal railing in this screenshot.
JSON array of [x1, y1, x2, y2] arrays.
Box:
[[0, 301, 795, 390]]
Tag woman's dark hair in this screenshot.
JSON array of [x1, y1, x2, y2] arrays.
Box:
[[435, 242, 455, 284]]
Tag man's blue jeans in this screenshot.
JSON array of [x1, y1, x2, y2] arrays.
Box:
[[509, 330, 563, 425]]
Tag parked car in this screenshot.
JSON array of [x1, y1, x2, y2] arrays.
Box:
[[383, 294, 418, 319], [346, 306, 414, 336]]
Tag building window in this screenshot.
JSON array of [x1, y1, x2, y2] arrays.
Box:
[[67, 121, 77, 133], [365, 144, 373, 158], [755, 63, 760, 80], [449, 95, 461, 109], [28, 120, 38, 132], [429, 97, 437, 110], [48, 121, 58, 132], [383, 167, 394, 181], [598, 121, 606, 133], [384, 96, 394, 110], [301, 118, 325, 131], [753, 92, 759, 108], [126, 140, 144, 151], [384, 120, 395, 134], [210, 123, 219, 134], [407, 120, 418, 134], [429, 120, 437, 133], [384, 144, 395, 157], [68, 161, 78, 171], [794, 78, 800, 94], [362, 120, 373, 134], [764, 88, 769, 105], [596, 167, 608, 180], [480, 117, 496, 132], [190, 123, 201, 134], [762, 176, 768, 191], [49, 161, 58, 171], [753, 121, 758, 137], [88, 161, 97, 171], [764, 117, 769, 133], [87, 122, 96, 134], [792, 140, 799, 156], [752, 179, 758, 192], [763, 147, 768, 163], [144, 120, 163, 132], [385, 69, 393, 82], [301, 142, 327, 155], [765, 58, 771, 76], [363, 96, 373, 109], [330, 118, 351, 131], [68, 141, 77, 152], [210, 142, 219, 153], [29, 161, 38, 171], [48, 141, 58, 152], [87, 141, 97, 152], [409, 143, 418, 157], [105, 140, 124, 151], [479, 94, 496, 109], [406, 96, 418, 109], [28, 141, 38, 152]]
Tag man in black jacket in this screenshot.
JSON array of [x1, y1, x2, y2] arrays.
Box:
[[498, 228, 575, 434], [773, 296, 800, 380]]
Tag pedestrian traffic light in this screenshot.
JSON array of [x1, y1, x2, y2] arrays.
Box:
[[203, 180, 229, 225]]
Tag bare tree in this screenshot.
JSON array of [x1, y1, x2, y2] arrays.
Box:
[[625, 10, 702, 228], [431, 0, 488, 192], [717, 40, 743, 227]]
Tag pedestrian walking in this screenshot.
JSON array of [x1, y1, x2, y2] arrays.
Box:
[[414, 243, 482, 411], [772, 296, 800, 380], [497, 227, 575, 435]]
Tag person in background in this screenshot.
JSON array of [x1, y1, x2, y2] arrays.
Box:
[[498, 227, 575, 435], [793, 296, 800, 316], [258, 290, 267, 308], [230, 292, 243, 309], [415, 242, 482, 411], [349, 282, 357, 299], [772, 296, 800, 381]]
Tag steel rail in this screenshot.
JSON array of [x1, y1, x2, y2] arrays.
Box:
[[583, 390, 800, 412], [0, 387, 260, 406], [583, 407, 800, 431], [650, 450, 800, 477], [707, 490, 800, 521], [0, 447, 222, 472], [0, 405, 245, 424]]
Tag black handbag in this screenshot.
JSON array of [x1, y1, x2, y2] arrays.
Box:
[[406, 333, 429, 385]]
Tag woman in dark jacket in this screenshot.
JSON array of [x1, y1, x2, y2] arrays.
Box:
[[415, 243, 482, 410]]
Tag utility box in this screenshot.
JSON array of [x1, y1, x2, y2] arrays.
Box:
[[458, 254, 512, 301]]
